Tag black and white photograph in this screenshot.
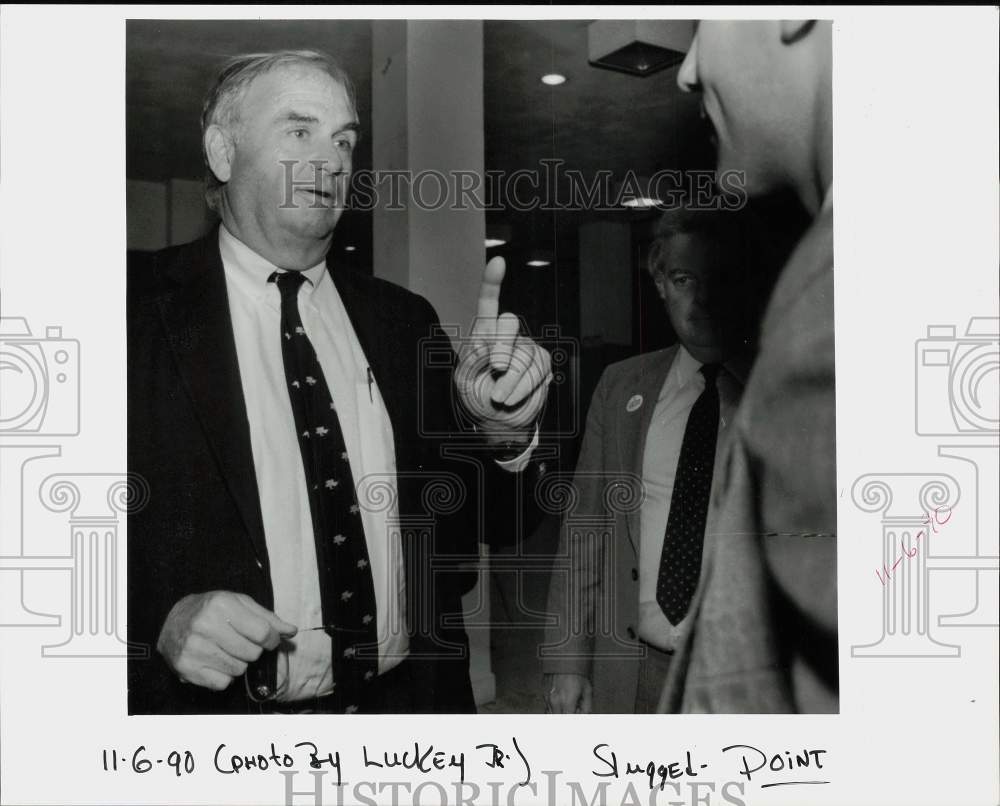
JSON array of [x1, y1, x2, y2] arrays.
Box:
[[0, 6, 997, 806], [124, 18, 834, 717]]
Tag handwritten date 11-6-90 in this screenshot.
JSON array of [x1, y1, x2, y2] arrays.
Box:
[[102, 746, 195, 777]]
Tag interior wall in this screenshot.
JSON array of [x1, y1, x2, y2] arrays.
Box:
[[126, 178, 216, 252]]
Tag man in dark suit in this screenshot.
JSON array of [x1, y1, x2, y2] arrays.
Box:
[[127, 50, 550, 714], [658, 20, 837, 713], [542, 206, 751, 713]]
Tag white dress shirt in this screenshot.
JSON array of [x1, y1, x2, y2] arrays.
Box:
[[636, 346, 742, 650], [220, 225, 407, 700], [220, 225, 535, 701]]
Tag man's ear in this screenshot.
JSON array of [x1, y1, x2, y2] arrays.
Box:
[[204, 124, 234, 184], [779, 20, 817, 46], [653, 273, 667, 301]]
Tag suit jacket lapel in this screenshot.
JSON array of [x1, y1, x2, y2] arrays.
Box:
[[327, 266, 407, 437], [618, 346, 677, 554], [154, 229, 269, 568]]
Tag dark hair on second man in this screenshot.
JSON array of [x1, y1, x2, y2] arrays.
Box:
[[646, 202, 749, 278]]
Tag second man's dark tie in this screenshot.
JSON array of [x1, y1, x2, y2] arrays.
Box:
[[656, 363, 721, 625], [271, 270, 379, 713]]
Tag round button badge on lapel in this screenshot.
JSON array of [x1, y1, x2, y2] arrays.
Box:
[[626, 394, 643, 413]]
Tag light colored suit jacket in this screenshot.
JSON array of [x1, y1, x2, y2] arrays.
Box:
[[541, 346, 745, 712], [658, 204, 837, 714]]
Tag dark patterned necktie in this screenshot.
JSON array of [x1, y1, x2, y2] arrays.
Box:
[[657, 363, 721, 625], [271, 270, 379, 713]]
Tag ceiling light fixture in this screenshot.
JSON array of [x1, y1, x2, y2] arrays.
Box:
[[614, 176, 664, 210], [588, 20, 695, 77], [485, 222, 512, 250], [541, 73, 566, 86], [621, 196, 662, 209], [344, 245, 356, 252], [525, 248, 554, 268]]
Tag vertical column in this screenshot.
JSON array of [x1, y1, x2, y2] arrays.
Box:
[[372, 23, 492, 704], [372, 20, 485, 332]]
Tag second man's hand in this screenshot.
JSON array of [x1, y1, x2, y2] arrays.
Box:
[[544, 673, 593, 714], [454, 257, 552, 447]]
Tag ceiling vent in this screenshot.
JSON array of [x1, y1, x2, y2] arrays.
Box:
[[587, 20, 695, 77]]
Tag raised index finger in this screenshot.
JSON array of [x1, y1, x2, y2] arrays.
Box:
[[475, 256, 506, 324]]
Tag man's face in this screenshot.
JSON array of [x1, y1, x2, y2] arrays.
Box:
[[222, 65, 358, 250], [655, 232, 738, 363], [677, 21, 791, 197]]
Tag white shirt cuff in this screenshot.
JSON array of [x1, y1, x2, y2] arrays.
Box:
[[494, 426, 540, 473]]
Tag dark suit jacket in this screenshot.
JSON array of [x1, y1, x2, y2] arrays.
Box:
[[541, 347, 676, 712], [541, 346, 746, 712], [127, 228, 528, 714]]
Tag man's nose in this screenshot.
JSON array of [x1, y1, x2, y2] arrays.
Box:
[[695, 279, 717, 310], [315, 142, 348, 177], [676, 34, 699, 93]]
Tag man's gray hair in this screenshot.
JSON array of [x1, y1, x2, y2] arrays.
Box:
[[200, 50, 358, 211], [646, 202, 748, 277]]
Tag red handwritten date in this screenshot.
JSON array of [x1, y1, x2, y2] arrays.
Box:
[[875, 505, 953, 586]]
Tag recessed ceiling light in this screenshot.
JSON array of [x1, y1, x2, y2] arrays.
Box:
[[526, 259, 551, 267], [485, 237, 507, 248], [540, 73, 566, 86], [621, 197, 662, 209], [344, 245, 356, 252]]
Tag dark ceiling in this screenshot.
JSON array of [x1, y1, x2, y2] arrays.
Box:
[[126, 18, 711, 330], [483, 20, 704, 187], [126, 19, 704, 184], [127, 20, 374, 183]]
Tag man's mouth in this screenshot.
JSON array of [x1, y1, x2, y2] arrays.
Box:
[[297, 188, 338, 207], [699, 103, 719, 149]]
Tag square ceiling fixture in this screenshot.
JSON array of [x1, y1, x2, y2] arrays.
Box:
[[588, 20, 695, 77]]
